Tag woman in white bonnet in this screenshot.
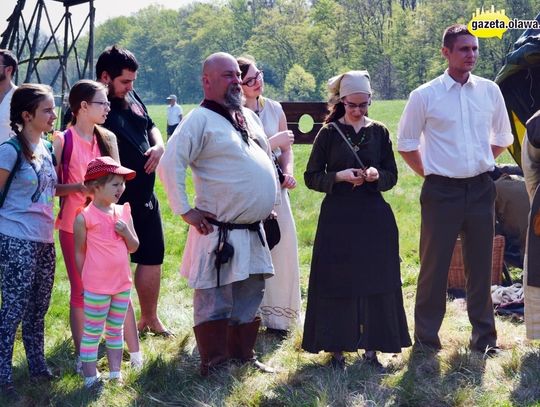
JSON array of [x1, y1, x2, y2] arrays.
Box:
[[302, 70, 411, 369]]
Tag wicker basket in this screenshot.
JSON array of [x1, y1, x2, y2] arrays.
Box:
[[447, 235, 505, 289]]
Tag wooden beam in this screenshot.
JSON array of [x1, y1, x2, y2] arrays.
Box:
[[280, 101, 328, 144]]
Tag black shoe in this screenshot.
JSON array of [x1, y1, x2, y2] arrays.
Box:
[[265, 328, 288, 339], [413, 340, 442, 353], [31, 368, 58, 382], [0, 383, 19, 401], [473, 345, 502, 358], [412, 342, 441, 358], [362, 354, 386, 372], [330, 355, 346, 371]]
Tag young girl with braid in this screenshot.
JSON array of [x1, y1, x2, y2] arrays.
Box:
[[74, 156, 138, 388], [0, 84, 58, 398]]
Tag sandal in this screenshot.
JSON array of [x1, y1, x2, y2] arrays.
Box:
[[139, 326, 175, 338]]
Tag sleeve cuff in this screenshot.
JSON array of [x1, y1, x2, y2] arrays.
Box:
[[397, 138, 420, 152], [491, 133, 514, 148]]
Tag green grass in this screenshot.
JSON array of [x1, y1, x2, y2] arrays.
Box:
[[3, 100, 533, 406]]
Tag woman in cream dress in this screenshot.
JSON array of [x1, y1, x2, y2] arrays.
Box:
[[238, 56, 301, 336]]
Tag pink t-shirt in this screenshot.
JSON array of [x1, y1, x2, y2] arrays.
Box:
[[81, 202, 132, 294], [54, 128, 101, 233]]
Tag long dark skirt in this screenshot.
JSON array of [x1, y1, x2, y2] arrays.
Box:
[[302, 286, 411, 353], [302, 188, 411, 354]]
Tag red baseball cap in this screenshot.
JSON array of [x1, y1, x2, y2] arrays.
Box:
[[84, 156, 136, 182]]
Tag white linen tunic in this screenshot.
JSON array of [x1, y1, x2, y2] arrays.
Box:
[[158, 106, 278, 289]]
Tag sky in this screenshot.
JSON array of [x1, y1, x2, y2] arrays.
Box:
[[1, 0, 206, 35]]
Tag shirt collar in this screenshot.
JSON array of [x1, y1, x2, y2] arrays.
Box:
[[442, 69, 477, 90]]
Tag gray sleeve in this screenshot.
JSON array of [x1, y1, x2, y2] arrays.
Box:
[[0, 143, 18, 172]]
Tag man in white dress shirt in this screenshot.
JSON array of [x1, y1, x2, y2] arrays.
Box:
[[397, 24, 513, 354], [158, 52, 277, 376], [0, 50, 17, 143]]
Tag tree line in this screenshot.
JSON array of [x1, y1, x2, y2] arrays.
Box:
[[84, 0, 539, 103]]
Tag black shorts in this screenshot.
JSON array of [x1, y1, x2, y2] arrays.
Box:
[[129, 193, 165, 265]]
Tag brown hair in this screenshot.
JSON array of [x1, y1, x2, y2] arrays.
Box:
[[96, 45, 138, 80], [442, 24, 473, 50], [0, 49, 18, 74], [84, 173, 117, 189], [237, 55, 257, 81], [68, 79, 114, 156], [83, 173, 118, 206], [10, 83, 53, 161], [324, 102, 346, 124]]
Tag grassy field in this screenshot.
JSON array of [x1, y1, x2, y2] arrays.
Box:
[[3, 101, 536, 406]]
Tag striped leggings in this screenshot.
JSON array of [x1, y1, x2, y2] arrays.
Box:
[[80, 290, 131, 363]]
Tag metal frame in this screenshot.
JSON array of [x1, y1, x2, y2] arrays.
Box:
[[0, 0, 95, 105]]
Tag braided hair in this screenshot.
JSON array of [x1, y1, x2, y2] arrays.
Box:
[[10, 83, 53, 161]]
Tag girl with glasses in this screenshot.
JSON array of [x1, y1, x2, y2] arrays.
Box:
[[302, 71, 411, 370], [238, 56, 301, 338]]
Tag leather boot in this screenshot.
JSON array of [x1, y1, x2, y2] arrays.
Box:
[[193, 318, 229, 376], [234, 317, 274, 373], [227, 324, 241, 360]]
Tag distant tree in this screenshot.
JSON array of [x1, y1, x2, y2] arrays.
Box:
[[284, 64, 316, 100], [172, 2, 259, 102], [246, 0, 310, 89], [93, 16, 133, 56], [84, 0, 540, 102], [303, 0, 346, 99], [125, 6, 181, 102]]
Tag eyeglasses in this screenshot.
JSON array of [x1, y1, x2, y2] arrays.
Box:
[[343, 101, 370, 110], [89, 101, 111, 107], [242, 70, 264, 87]]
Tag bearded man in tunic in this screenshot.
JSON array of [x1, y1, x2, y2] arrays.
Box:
[[158, 52, 278, 376]]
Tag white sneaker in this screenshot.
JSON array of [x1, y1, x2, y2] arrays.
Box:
[[84, 375, 102, 389], [75, 357, 82, 376], [108, 371, 124, 384], [130, 359, 143, 371]]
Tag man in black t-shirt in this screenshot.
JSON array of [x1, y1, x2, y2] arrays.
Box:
[[96, 45, 170, 338]]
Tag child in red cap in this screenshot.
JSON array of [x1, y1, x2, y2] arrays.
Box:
[[73, 156, 139, 388]]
